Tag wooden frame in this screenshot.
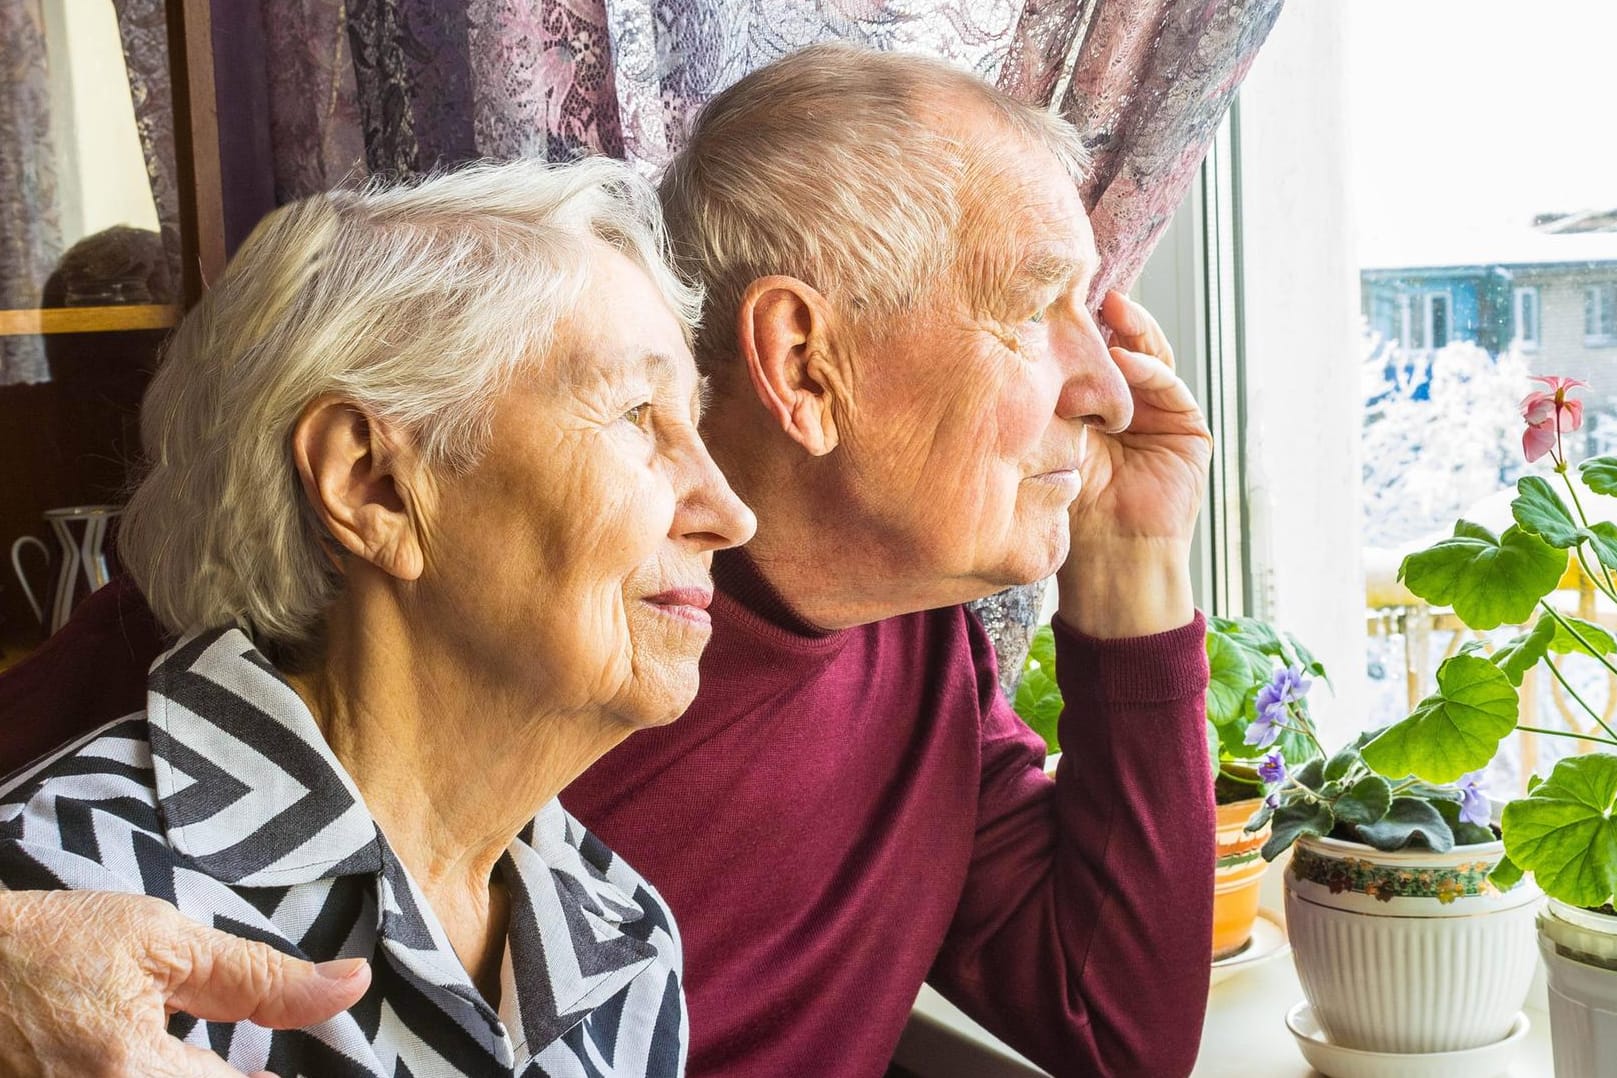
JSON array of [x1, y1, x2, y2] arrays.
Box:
[[0, 306, 180, 337], [167, 0, 227, 307]]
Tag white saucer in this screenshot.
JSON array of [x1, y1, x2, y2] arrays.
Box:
[[1210, 908, 1289, 985], [1285, 1002, 1529, 1078]]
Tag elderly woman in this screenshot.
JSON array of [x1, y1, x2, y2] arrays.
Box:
[[0, 157, 753, 1077]]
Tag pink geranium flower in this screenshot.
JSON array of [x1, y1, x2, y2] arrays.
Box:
[[1521, 376, 1587, 463]]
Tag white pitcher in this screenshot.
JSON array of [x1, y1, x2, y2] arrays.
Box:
[[10, 505, 122, 635]]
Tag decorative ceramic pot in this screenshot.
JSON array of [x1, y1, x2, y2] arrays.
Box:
[[1213, 796, 1270, 960], [1539, 899, 1617, 1078], [1283, 833, 1541, 1053]]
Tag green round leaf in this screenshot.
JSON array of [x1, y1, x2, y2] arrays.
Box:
[[1355, 797, 1455, 853], [1013, 626, 1063, 754], [1489, 853, 1525, 891], [1514, 475, 1584, 549], [1206, 630, 1254, 730], [1586, 522, 1617, 573], [1261, 800, 1335, 861], [1548, 614, 1617, 658], [1501, 754, 1617, 909], [1492, 615, 1557, 686], [1580, 456, 1617, 497], [1361, 654, 1519, 783], [1333, 774, 1392, 827], [1398, 521, 1566, 630]]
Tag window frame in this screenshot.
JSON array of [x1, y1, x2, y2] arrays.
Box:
[[1586, 282, 1617, 346], [1513, 285, 1541, 350], [1131, 107, 1248, 617]]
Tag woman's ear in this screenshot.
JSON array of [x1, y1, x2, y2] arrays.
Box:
[[735, 275, 849, 457], [290, 396, 425, 581]]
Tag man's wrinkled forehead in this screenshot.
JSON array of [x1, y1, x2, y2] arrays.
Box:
[[953, 130, 1096, 305]]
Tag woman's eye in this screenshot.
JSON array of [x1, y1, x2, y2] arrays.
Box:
[[1027, 308, 1047, 325]]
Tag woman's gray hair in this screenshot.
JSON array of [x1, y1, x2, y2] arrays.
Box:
[[120, 156, 699, 656]]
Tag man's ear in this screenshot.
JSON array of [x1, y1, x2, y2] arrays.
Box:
[[735, 275, 849, 457], [290, 396, 425, 582]]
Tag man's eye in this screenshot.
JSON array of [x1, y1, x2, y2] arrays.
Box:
[[623, 403, 648, 425]]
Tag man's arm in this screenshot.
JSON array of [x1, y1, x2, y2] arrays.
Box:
[[927, 293, 1215, 1075], [0, 890, 369, 1078], [928, 614, 1213, 1077]]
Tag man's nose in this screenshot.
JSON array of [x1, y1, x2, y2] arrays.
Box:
[[1052, 307, 1134, 433]]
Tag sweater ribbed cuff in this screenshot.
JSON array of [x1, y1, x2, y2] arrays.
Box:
[[1052, 610, 1208, 706]]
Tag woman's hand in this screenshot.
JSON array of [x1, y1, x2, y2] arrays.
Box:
[[0, 891, 370, 1077]]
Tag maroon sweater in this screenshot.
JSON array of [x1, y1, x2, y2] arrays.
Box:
[[0, 554, 1214, 1077]]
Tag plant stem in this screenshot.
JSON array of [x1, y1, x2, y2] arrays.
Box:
[[1559, 470, 1617, 599], [1539, 601, 1617, 685], [1573, 544, 1617, 604], [1539, 650, 1617, 743], [1516, 723, 1617, 748]]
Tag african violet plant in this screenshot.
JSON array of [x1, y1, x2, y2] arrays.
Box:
[[1015, 613, 1330, 808], [1346, 376, 1617, 911]]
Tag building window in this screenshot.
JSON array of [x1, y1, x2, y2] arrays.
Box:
[[1424, 292, 1451, 349], [1513, 287, 1540, 349], [1400, 294, 1419, 349], [1586, 283, 1617, 344]]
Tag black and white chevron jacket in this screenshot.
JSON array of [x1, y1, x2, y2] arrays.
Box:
[[0, 628, 687, 1078]]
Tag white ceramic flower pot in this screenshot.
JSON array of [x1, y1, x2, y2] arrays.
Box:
[[1539, 899, 1617, 1078], [1283, 834, 1542, 1054]]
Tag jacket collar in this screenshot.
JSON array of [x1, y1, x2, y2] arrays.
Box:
[[145, 628, 661, 1056]]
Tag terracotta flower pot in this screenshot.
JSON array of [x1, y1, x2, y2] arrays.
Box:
[[1213, 796, 1270, 960]]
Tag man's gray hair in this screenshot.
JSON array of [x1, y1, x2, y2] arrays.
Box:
[[658, 42, 1089, 371], [120, 156, 699, 656]]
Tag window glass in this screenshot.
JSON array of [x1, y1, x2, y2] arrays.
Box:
[[1240, 2, 1617, 793]]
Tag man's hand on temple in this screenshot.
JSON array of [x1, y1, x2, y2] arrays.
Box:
[[1058, 290, 1213, 639], [0, 891, 369, 1078]]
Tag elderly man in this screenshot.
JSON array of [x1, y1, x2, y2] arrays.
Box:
[[0, 44, 1213, 1078]]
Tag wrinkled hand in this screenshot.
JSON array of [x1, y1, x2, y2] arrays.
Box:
[[0, 891, 370, 1078], [1057, 292, 1211, 638], [1071, 291, 1213, 550]]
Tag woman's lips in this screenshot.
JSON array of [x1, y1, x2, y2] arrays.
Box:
[[643, 587, 714, 626]]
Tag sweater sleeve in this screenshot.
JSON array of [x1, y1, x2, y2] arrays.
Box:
[[927, 611, 1214, 1078]]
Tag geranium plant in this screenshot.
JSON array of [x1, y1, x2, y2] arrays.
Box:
[[1352, 375, 1617, 910]]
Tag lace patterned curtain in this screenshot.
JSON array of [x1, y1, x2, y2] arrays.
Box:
[[0, 0, 60, 386]]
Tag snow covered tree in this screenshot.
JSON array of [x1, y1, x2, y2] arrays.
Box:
[[1360, 332, 1529, 546]]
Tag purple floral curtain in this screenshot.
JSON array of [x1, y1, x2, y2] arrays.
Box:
[[0, 0, 60, 385], [1068, 0, 1284, 301], [263, 1, 368, 203], [81, 0, 1286, 678], [111, 0, 183, 302]]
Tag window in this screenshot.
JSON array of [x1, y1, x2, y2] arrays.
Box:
[[1513, 286, 1540, 349], [1424, 292, 1451, 349], [1236, 1, 1617, 792], [1392, 290, 1451, 350], [1400, 294, 1419, 349], [1586, 283, 1617, 344]]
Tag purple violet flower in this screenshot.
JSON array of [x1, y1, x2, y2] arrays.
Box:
[[1258, 751, 1287, 786], [1245, 664, 1311, 749], [1458, 769, 1491, 828], [1264, 792, 1280, 809]]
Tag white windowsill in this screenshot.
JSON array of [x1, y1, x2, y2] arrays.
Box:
[[895, 948, 1555, 1077]]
